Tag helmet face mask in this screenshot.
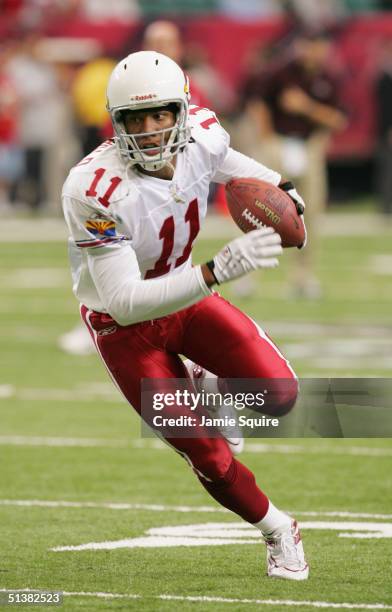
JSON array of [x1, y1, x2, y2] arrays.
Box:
[[112, 100, 189, 171], [106, 52, 190, 171]]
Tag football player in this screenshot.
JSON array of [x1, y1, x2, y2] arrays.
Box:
[[62, 51, 308, 580]]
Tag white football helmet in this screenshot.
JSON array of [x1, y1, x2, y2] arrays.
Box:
[[106, 51, 190, 171]]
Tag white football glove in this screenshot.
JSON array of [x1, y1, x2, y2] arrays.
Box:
[[208, 227, 282, 285], [280, 181, 307, 249], [280, 181, 305, 214]]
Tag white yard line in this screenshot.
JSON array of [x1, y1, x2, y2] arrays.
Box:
[[244, 442, 392, 457], [0, 435, 129, 447], [0, 386, 121, 403], [1, 434, 391, 458], [0, 499, 228, 513], [0, 589, 390, 610], [158, 595, 392, 609], [1, 499, 391, 520], [17, 389, 121, 402]]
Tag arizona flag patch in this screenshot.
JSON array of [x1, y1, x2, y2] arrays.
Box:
[[76, 218, 124, 248], [85, 219, 116, 237]]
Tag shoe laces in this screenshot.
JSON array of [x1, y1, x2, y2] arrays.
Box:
[[280, 529, 302, 567], [267, 523, 302, 567]]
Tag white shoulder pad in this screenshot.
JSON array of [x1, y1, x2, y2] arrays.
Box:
[[63, 140, 129, 210], [188, 105, 229, 168], [62, 142, 130, 250]]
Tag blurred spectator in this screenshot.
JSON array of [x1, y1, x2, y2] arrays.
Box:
[[72, 57, 117, 155], [142, 19, 182, 62], [375, 40, 392, 215], [0, 44, 24, 213], [2, 0, 79, 34], [183, 43, 236, 114], [238, 32, 346, 299], [5, 34, 65, 210], [282, 0, 347, 31], [142, 19, 211, 107]]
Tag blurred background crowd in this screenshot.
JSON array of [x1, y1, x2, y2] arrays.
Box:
[[1, 0, 392, 220]]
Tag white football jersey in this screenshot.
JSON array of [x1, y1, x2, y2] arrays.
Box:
[[62, 105, 281, 315]]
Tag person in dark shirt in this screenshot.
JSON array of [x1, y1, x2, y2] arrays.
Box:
[[240, 32, 346, 298]]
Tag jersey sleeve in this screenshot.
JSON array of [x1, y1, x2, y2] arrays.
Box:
[[188, 105, 230, 173], [211, 147, 281, 186], [62, 174, 127, 251], [87, 246, 211, 326]]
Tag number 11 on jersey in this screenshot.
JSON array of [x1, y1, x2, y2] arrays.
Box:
[[145, 199, 200, 279]]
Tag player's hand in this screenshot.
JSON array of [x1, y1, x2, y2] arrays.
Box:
[[279, 181, 307, 249], [279, 181, 305, 215], [298, 219, 307, 249], [209, 227, 282, 285], [279, 87, 314, 116], [287, 187, 305, 216], [286, 189, 307, 249]]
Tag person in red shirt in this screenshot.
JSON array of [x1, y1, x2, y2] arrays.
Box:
[[0, 48, 24, 211], [142, 20, 211, 108]]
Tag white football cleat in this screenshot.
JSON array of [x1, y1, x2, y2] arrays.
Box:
[[264, 519, 309, 580], [183, 360, 244, 455], [204, 399, 244, 456]]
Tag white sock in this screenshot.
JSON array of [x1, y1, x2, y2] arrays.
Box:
[[253, 501, 291, 535]]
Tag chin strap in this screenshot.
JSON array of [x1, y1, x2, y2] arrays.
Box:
[[125, 159, 134, 181], [166, 160, 175, 175]]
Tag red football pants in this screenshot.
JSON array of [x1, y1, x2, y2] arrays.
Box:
[[81, 293, 297, 523]]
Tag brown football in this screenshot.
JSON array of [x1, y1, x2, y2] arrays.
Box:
[[225, 178, 306, 248]]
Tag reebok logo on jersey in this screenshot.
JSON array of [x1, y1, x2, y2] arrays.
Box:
[[97, 326, 118, 337]]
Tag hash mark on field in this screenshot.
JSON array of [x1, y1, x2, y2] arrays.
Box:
[[1, 500, 392, 520], [0, 589, 391, 609]]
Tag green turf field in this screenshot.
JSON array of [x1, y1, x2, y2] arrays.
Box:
[[1, 214, 392, 610]]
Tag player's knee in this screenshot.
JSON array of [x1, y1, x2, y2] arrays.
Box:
[[265, 377, 298, 417], [192, 439, 233, 482], [226, 375, 298, 417]]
